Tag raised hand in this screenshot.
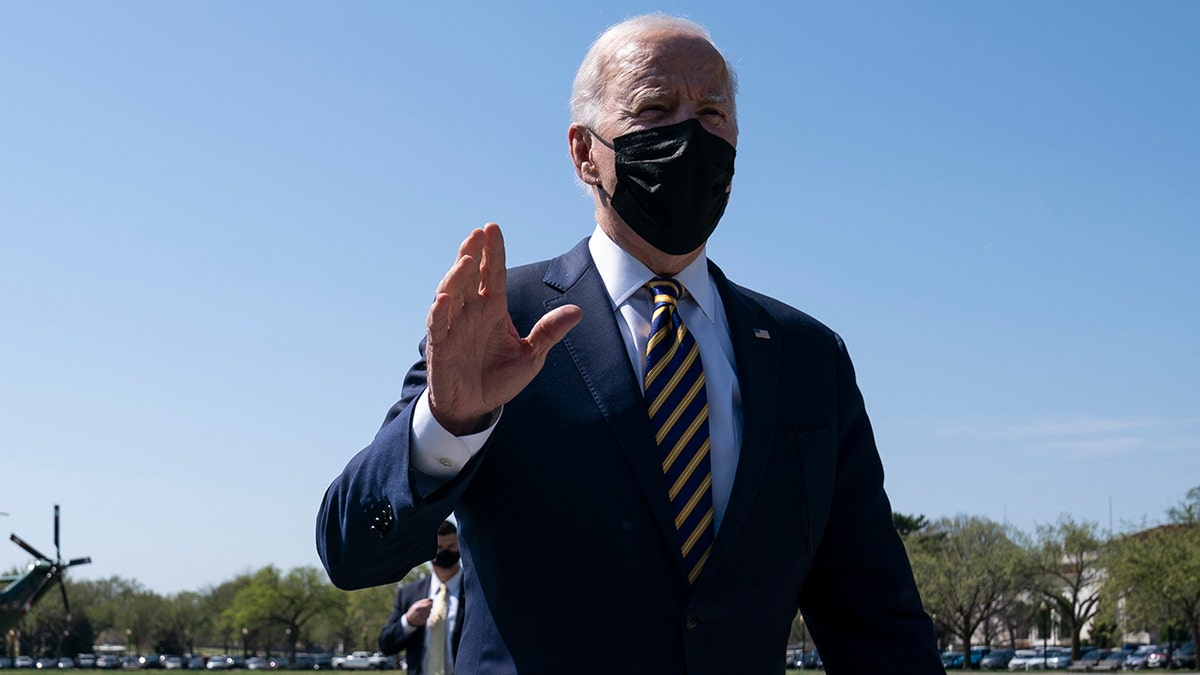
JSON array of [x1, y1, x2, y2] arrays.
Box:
[[424, 223, 583, 436], [405, 597, 433, 627]]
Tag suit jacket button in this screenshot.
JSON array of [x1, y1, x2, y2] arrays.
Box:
[[684, 611, 700, 631], [365, 497, 394, 538]]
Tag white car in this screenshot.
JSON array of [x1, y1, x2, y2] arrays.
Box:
[[1009, 650, 1039, 670], [331, 652, 390, 670], [1025, 648, 1071, 670]]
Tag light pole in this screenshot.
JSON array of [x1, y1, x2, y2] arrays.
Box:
[[799, 615, 806, 670], [1040, 601, 1048, 669]]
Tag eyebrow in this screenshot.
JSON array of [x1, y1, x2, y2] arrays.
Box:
[[698, 93, 732, 106]]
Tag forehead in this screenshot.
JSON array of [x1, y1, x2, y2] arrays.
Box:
[[436, 532, 457, 547], [603, 31, 732, 102]]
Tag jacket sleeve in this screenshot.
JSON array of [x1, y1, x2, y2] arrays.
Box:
[[797, 336, 944, 673], [315, 340, 487, 590]]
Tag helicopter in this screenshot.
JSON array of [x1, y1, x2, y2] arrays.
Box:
[[0, 504, 92, 633]]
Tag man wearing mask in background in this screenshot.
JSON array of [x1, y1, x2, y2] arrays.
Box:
[[320, 13, 942, 674], [378, 521, 463, 675]]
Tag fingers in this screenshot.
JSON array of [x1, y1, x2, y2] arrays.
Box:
[[438, 229, 485, 301], [427, 228, 489, 345], [479, 222, 507, 299]]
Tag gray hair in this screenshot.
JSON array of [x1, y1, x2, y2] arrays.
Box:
[[569, 14, 738, 130]]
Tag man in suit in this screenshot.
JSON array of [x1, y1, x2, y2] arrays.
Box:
[[378, 521, 464, 675], [318, 13, 943, 674]]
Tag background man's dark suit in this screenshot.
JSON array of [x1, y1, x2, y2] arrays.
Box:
[[378, 576, 464, 675], [318, 239, 942, 674]]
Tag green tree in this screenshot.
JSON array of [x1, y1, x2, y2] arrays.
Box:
[[166, 591, 211, 656], [893, 512, 931, 537], [205, 575, 253, 652], [1106, 486, 1200, 652], [1029, 515, 1106, 659], [344, 585, 398, 653], [20, 574, 94, 657], [224, 566, 342, 662], [908, 515, 1025, 669]]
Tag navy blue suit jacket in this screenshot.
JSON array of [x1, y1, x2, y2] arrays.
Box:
[[318, 239, 942, 674]]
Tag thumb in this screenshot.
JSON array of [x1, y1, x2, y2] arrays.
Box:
[[525, 304, 583, 355]]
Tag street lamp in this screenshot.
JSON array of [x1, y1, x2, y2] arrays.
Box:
[[1039, 601, 1048, 669], [242, 627, 249, 659], [798, 616, 806, 670]]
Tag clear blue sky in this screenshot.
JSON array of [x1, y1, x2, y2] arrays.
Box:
[[2, 1, 1197, 595]]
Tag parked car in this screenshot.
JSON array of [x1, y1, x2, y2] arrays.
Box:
[[96, 655, 123, 670], [946, 647, 992, 669], [57, 658, 76, 669], [0, 657, 13, 669], [1025, 647, 1072, 670], [1123, 644, 1158, 670], [1009, 649, 1040, 670], [76, 655, 97, 669], [1172, 641, 1196, 669], [1091, 650, 1129, 671], [1144, 643, 1183, 670], [205, 656, 232, 671], [794, 649, 821, 669], [1066, 648, 1106, 671], [981, 648, 1015, 669], [331, 653, 390, 671]]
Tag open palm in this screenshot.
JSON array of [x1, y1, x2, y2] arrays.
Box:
[[424, 223, 582, 436]]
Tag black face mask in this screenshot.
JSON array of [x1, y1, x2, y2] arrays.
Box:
[[432, 548, 460, 569], [593, 118, 736, 256]]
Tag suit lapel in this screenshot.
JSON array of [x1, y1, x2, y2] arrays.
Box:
[[540, 241, 688, 578], [700, 263, 782, 579]]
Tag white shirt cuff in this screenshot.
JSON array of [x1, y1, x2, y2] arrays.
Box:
[[410, 388, 499, 478], [399, 615, 418, 636]]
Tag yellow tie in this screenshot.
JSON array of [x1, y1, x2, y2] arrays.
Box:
[[644, 278, 715, 585], [427, 581, 447, 675]]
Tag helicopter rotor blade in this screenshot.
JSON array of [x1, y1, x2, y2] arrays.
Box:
[[55, 504, 62, 563], [58, 576, 74, 625], [10, 533, 51, 561]]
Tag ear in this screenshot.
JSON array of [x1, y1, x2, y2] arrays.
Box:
[[568, 124, 601, 186]]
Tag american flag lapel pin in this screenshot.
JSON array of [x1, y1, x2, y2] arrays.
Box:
[[753, 328, 771, 339]]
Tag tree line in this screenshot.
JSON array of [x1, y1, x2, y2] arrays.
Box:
[[897, 484, 1200, 668], [9, 486, 1200, 666], [5, 565, 424, 662]]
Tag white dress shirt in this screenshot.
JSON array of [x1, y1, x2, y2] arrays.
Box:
[[410, 225, 744, 531]]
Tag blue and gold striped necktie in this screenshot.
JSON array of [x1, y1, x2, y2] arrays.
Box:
[[644, 278, 715, 585]]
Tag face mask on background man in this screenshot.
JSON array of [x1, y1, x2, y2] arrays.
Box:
[[432, 548, 460, 569]]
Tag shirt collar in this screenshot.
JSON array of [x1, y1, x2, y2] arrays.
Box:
[[587, 224, 717, 323], [430, 567, 462, 594]]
